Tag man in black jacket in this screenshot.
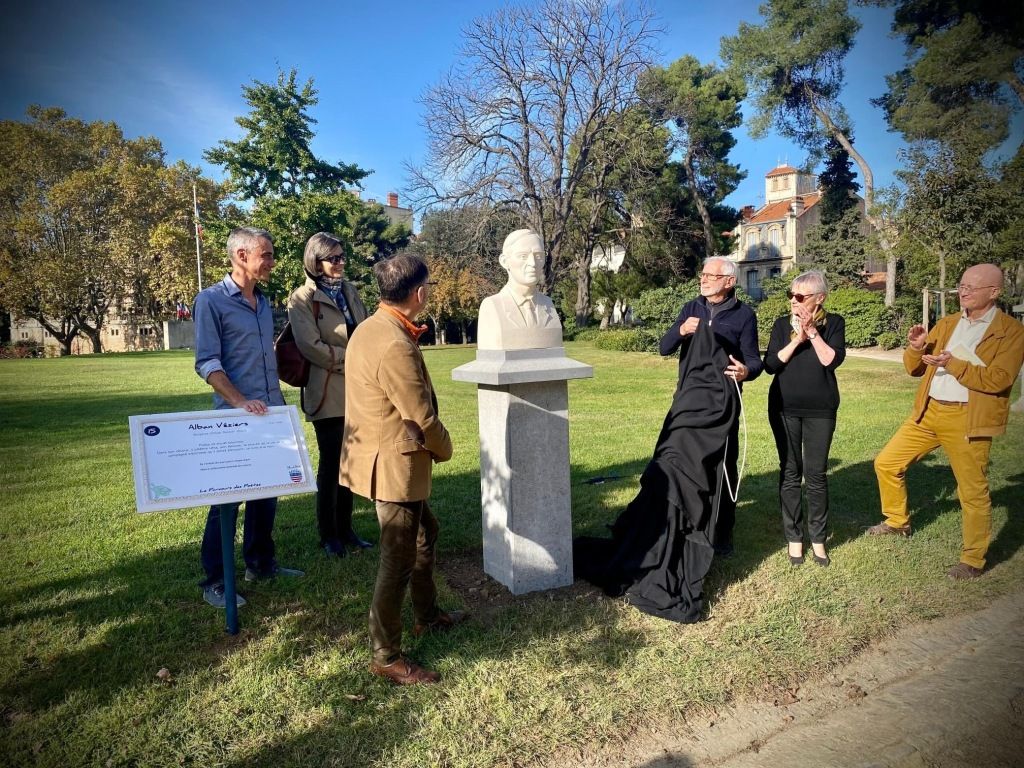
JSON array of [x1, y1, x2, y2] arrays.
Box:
[[659, 257, 762, 555]]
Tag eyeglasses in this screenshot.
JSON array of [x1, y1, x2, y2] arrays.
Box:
[[420, 281, 437, 289], [699, 273, 731, 281], [319, 254, 345, 264], [787, 290, 818, 302], [956, 284, 996, 294]]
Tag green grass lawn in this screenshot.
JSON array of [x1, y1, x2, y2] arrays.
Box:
[[1, 344, 1022, 767]]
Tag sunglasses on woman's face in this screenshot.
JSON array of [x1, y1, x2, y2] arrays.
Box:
[[319, 254, 345, 265], [787, 291, 817, 302]]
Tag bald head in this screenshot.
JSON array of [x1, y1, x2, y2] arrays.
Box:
[[957, 263, 1003, 318]]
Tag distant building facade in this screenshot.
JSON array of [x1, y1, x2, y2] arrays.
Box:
[[726, 165, 872, 299]]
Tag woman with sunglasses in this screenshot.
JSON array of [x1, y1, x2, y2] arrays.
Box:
[[763, 270, 846, 567], [287, 232, 372, 557]]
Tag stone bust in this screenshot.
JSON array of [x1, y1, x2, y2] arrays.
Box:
[[477, 229, 563, 351]]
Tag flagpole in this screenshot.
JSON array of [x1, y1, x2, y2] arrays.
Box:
[[192, 183, 203, 294]]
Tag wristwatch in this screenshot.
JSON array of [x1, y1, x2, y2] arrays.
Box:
[[807, 331, 818, 340]]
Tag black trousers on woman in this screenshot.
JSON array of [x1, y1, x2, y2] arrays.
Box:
[[768, 410, 836, 545], [312, 416, 354, 547]]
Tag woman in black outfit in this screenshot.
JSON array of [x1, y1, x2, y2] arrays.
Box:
[[763, 270, 846, 566]]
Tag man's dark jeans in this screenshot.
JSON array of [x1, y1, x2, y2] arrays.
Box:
[[200, 498, 277, 586]]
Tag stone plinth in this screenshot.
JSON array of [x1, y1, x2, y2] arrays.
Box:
[[453, 348, 593, 594]]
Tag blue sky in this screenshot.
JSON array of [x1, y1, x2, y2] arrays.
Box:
[[1, 0, 909, 218]]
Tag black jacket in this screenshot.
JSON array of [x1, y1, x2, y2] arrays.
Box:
[[659, 292, 763, 385], [763, 313, 846, 417]]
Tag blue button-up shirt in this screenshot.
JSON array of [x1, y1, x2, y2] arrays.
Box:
[[194, 275, 284, 410]]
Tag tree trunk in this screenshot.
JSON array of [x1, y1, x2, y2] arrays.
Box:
[[576, 231, 597, 327], [59, 338, 72, 356], [809, 96, 897, 305], [83, 327, 102, 353], [938, 249, 947, 316], [683, 148, 716, 258]]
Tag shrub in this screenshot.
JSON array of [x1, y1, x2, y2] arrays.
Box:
[[756, 293, 791, 349], [876, 330, 902, 350], [573, 327, 601, 342], [633, 284, 695, 328], [593, 328, 661, 353], [0, 340, 44, 359], [823, 288, 888, 347]]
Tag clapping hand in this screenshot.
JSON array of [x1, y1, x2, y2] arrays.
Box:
[[922, 350, 952, 367], [907, 324, 927, 351], [679, 317, 700, 336]]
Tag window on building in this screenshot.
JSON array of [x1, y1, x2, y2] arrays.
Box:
[[770, 267, 782, 278], [771, 178, 778, 191], [21, 332, 28, 339], [769, 228, 780, 250], [746, 269, 760, 298]]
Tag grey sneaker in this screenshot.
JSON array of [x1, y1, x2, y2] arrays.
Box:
[[203, 583, 247, 608], [243, 564, 305, 582]]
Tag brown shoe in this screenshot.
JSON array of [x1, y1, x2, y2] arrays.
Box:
[[412, 610, 469, 638], [865, 521, 911, 537], [369, 656, 440, 685], [947, 562, 983, 580]]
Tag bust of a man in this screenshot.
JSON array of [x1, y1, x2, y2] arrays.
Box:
[[477, 229, 563, 350]]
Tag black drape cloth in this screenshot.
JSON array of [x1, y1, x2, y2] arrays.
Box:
[[574, 322, 739, 623]]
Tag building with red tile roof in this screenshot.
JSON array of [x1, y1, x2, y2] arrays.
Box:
[[726, 164, 866, 298]]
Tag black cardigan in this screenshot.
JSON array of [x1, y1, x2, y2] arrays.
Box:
[[763, 313, 846, 417]]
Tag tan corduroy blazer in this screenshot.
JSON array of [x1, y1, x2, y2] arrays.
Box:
[[340, 307, 453, 502], [904, 308, 1024, 438], [286, 278, 368, 421]]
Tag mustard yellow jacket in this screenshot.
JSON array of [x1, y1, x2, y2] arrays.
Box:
[[340, 308, 453, 502], [904, 309, 1024, 438]]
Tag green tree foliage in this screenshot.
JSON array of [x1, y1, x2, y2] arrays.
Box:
[[206, 70, 409, 304], [800, 207, 880, 288], [564, 107, 670, 325], [722, 0, 899, 304], [818, 134, 860, 225], [893, 142, 1013, 312], [869, 0, 1024, 153], [204, 69, 367, 199], [0, 107, 224, 354], [641, 55, 747, 259]]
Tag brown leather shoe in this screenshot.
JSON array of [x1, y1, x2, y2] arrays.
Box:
[[865, 521, 911, 537], [369, 656, 440, 685], [412, 610, 469, 637], [947, 562, 983, 580]]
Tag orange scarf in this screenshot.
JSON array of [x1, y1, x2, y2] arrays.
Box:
[[379, 303, 428, 341]]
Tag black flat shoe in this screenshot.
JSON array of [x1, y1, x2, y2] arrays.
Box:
[[789, 554, 804, 567], [344, 530, 374, 550], [812, 553, 830, 567], [323, 539, 347, 558]]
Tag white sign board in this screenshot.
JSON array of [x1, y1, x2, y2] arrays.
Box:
[[128, 405, 316, 513]]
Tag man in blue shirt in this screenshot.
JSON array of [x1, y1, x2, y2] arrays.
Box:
[[194, 226, 303, 608], [659, 257, 762, 556]]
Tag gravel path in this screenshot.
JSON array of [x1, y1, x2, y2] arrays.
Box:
[[569, 590, 1024, 768]]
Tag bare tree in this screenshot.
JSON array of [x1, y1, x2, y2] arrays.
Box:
[[407, 0, 659, 297]]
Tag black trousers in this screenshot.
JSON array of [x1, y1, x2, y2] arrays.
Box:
[[769, 410, 836, 544], [312, 417, 354, 546]]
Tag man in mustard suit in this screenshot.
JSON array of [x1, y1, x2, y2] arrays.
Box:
[[341, 253, 464, 685], [869, 263, 1024, 579]]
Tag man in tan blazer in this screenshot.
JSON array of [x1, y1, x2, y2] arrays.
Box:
[[341, 253, 464, 685]]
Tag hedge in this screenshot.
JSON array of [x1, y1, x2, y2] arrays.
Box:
[[756, 287, 892, 348]]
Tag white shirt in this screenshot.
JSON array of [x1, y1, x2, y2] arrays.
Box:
[[928, 304, 997, 402]]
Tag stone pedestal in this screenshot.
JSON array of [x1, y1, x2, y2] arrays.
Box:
[[453, 348, 593, 594]]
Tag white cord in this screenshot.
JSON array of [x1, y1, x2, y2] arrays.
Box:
[[722, 375, 746, 503]]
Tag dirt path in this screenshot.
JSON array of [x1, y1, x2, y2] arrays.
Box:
[[569, 590, 1024, 768]]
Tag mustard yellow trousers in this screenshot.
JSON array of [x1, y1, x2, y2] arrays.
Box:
[[874, 400, 992, 569]]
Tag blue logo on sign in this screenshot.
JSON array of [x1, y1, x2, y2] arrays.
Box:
[[144, 425, 160, 436]]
